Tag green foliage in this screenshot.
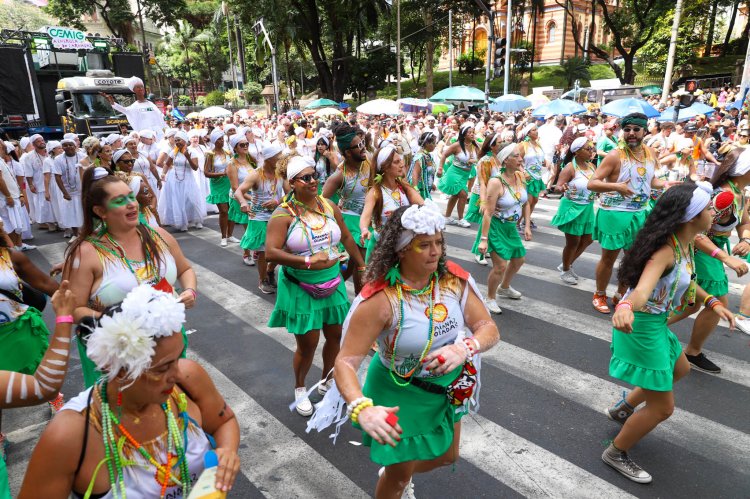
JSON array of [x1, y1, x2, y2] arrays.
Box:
[[204, 90, 224, 106], [243, 82, 263, 104], [178, 94, 193, 106], [196, 95, 207, 106], [457, 50, 485, 75], [551, 57, 591, 89], [348, 48, 398, 97], [224, 88, 244, 106], [0, 0, 54, 31]]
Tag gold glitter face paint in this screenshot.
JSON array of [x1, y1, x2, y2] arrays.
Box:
[[411, 239, 423, 253]]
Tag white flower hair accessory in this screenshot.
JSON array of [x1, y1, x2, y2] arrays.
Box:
[[396, 200, 446, 251], [87, 284, 185, 383]]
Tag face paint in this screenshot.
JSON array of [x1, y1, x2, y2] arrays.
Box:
[[107, 192, 137, 210], [411, 239, 423, 253]]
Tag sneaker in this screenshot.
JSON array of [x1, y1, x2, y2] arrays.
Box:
[[259, 279, 275, 295], [530, 220, 538, 230], [735, 315, 750, 336], [497, 286, 522, 300], [560, 270, 578, 285], [68, 236, 76, 243], [63, 229, 72, 238], [243, 255, 256, 267], [569, 267, 580, 280], [485, 298, 502, 314], [685, 352, 721, 374], [601, 443, 652, 483], [268, 269, 277, 288], [227, 236, 241, 243], [294, 387, 313, 417], [178, 226, 188, 232], [457, 218, 471, 228], [48, 392, 64, 413], [606, 391, 634, 425], [317, 378, 333, 396], [220, 238, 228, 247], [16, 243, 36, 252], [474, 253, 488, 266], [195, 223, 203, 229], [444, 216, 457, 226], [378, 467, 416, 499], [593, 293, 610, 314]]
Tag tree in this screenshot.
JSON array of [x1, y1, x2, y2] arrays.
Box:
[[556, 0, 675, 84], [551, 56, 591, 88], [638, 2, 705, 79], [722, 0, 741, 56], [0, 0, 54, 31]]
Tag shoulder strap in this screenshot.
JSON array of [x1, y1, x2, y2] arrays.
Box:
[[74, 387, 95, 477]]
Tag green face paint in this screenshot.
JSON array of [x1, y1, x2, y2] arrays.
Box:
[[107, 192, 137, 210]]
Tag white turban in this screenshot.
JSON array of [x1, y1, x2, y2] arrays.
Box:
[[262, 142, 282, 159], [229, 134, 246, 150], [287, 155, 315, 180], [497, 143, 518, 165], [129, 175, 142, 195], [4, 141, 14, 154], [294, 126, 306, 136], [29, 134, 43, 145], [252, 128, 264, 138], [122, 135, 137, 147], [681, 181, 713, 223], [209, 128, 225, 145], [46, 141, 61, 153], [105, 134, 122, 145], [730, 148, 750, 177], [224, 124, 236, 133], [570, 137, 589, 154], [63, 133, 77, 141], [376, 145, 396, 171], [127, 76, 144, 92], [60, 137, 76, 146], [396, 200, 446, 251], [174, 131, 189, 143], [165, 128, 177, 138], [19, 137, 30, 150], [93, 167, 109, 180], [138, 129, 155, 140], [113, 149, 130, 164]]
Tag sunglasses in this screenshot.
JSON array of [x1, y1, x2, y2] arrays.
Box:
[[295, 171, 320, 183], [237, 142, 249, 148], [118, 158, 136, 164], [107, 192, 137, 209], [349, 141, 366, 150]]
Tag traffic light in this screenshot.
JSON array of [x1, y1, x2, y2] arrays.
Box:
[[494, 37, 506, 79]]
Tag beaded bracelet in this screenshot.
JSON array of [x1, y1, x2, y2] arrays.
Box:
[[703, 294, 716, 306], [346, 396, 372, 418], [350, 399, 374, 424], [707, 298, 721, 310], [615, 300, 634, 311], [455, 339, 472, 361]]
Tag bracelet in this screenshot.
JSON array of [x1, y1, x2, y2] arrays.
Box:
[[305, 255, 311, 269], [55, 315, 74, 324], [350, 400, 373, 425], [346, 396, 372, 417], [456, 339, 472, 361], [480, 236, 488, 241], [470, 337, 480, 353], [703, 294, 716, 306], [742, 238, 750, 245], [615, 300, 634, 311], [184, 287, 197, 300], [711, 248, 721, 258], [707, 298, 721, 310], [357, 266, 367, 272]]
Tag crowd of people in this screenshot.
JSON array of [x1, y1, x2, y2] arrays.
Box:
[[0, 74, 748, 498]]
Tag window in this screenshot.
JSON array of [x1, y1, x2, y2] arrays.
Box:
[[547, 22, 557, 43]]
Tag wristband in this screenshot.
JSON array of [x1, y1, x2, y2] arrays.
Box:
[[305, 255, 311, 269], [709, 300, 722, 310], [615, 300, 634, 311], [346, 396, 372, 417], [711, 248, 721, 258], [703, 294, 716, 306], [183, 287, 197, 300], [55, 315, 74, 324], [480, 236, 488, 241]]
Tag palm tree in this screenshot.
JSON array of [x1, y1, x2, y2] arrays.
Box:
[[170, 20, 197, 102], [552, 56, 590, 88]]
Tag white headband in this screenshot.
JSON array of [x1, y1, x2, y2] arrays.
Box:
[[681, 182, 713, 223], [287, 155, 315, 180], [129, 175, 142, 195], [376, 146, 396, 171], [460, 122, 473, 134], [93, 167, 109, 180], [497, 143, 517, 165], [730, 148, 750, 177], [318, 136, 330, 147], [396, 200, 446, 251]]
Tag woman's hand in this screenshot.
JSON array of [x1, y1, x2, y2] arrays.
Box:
[[310, 251, 336, 270], [50, 280, 75, 316], [423, 344, 466, 375], [726, 256, 749, 277], [178, 288, 196, 308], [49, 262, 63, 277], [612, 307, 634, 333], [213, 447, 241, 493], [524, 227, 532, 241], [477, 240, 488, 255], [359, 230, 371, 247], [357, 406, 402, 447], [732, 241, 750, 257], [712, 304, 736, 330]]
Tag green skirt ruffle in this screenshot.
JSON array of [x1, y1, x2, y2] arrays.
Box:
[[207, 175, 231, 204], [343, 213, 364, 248], [268, 264, 350, 335], [610, 311, 682, 392], [551, 198, 595, 236], [228, 197, 248, 225], [472, 217, 525, 260], [356, 353, 464, 466], [0, 458, 9, 499], [465, 193, 482, 223], [0, 307, 49, 375], [526, 178, 546, 198], [470, 218, 485, 256], [437, 165, 471, 196], [418, 184, 433, 201], [695, 243, 728, 297], [593, 209, 646, 251], [365, 228, 378, 263], [240, 219, 268, 251]]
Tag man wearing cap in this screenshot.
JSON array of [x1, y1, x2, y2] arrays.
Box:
[[100, 76, 166, 140], [52, 138, 84, 239], [588, 113, 666, 313]]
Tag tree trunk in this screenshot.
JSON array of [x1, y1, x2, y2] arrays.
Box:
[[284, 42, 293, 103], [530, 4, 537, 80], [623, 54, 636, 85], [424, 8, 434, 97], [705, 0, 719, 56], [184, 45, 195, 103], [201, 43, 214, 91], [722, 0, 741, 55], [587, 0, 596, 61]]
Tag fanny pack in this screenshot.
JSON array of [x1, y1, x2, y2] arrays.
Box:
[[409, 360, 478, 407], [283, 267, 341, 299]]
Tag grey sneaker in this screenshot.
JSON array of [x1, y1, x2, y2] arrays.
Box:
[[485, 298, 502, 315], [602, 443, 652, 483], [606, 392, 634, 425], [560, 270, 578, 285], [259, 279, 275, 295], [497, 286, 522, 299], [557, 263, 580, 280]]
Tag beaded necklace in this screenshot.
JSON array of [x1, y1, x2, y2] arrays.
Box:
[[173, 151, 189, 182], [62, 154, 79, 191], [339, 161, 363, 200], [572, 158, 594, 180], [389, 275, 436, 387], [88, 232, 160, 286], [499, 171, 523, 202], [286, 196, 334, 255], [669, 234, 696, 312], [98, 381, 192, 498]]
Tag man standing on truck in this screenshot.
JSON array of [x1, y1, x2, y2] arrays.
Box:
[[100, 76, 166, 140]]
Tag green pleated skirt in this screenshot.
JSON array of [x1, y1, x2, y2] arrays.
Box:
[[0, 307, 49, 375], [610, 311, 682, 392], [437, 165, 471, 196], [207, 175, 231, 204], [526, 178, 546, 198], [465, 193, 482, 223], [355, 353, 465, 466], [268, 264, 350, 334], [593, 209, 647, 251], [550, 198, 595, 236], [343, 213, 364, 248], [228, 197, 248, 225], [241, 219, 267, 251], [0, 458, 9, 499], [695, 239, 729, 297], [472, 217, 525, 260]]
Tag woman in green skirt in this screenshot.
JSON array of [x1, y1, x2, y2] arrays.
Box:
[[604, 182, 734, 484], [551, 137, 597, 285], [468, 134, 505, 266], [437, 123, 479, 227], [204, 129, 235, 244], [226, 135, 255, 264], [408, 132, 437, 200], [476, 144, 532, 314], [266, 156, 365, 417], [332, 201, 499, 499], [518, 124, 550, 229]]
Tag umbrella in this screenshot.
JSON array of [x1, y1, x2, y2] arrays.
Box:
[[489, 94, 532, 113], [357, 98, 400, 115], [198, 106, 232, 118], [304, 98, 340, 110], [397, 98, 431, 113], [235, 109, 253, 119], [429, 85, 487, 103], [531, 99, 587, 118], [727, 98, 745, 111], [286, 109, 303, 118], [600, 98, 660, 118], [313, 108, 344, 118], [527, 94, 550, 109], [640, 85, 662, 96], [656, 102, 717, 122], [185, 111, 200, 119], [430, 103, 452, 115]]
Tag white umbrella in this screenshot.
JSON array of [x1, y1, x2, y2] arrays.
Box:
[[357, 99, 399, 116], [199, 106, 232, 118], [314, 108, 344, 118]]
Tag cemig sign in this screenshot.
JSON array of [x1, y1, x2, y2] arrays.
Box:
[[46, 26, 94, 51]]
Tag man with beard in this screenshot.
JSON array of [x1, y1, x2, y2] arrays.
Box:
[[587, 113, 666, 313], [100, 76, 166, 140]]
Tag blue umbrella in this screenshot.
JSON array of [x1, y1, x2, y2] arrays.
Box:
[[600, 98, 660, 118], [656, 102, 717, 122], [726, 99, 743, 111], [489, 94, 532, 113], [429, 85, 487, 103], [531, 99, 587, 118]]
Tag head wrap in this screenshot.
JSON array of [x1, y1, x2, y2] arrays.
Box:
[[93, 167, 109, 180], [681, 182, 713, 223], [317, 136, 330, 147], [519, 123, 535, 140], [46, 140, 61, 153], [29, 134, 43, 146], [4, 141, 14, 154], [294, 126, 306, 136], [87, 284, 185, 383], [122, 136, 137, 147], [126, 76, 144, 92], [165, 128, 177, 138], [113, 149, 130, 163], [497, 143, 518, 165], [174, 131, 188, 143], [209, 128, 225, 145], [236, 126, 249, 138], [336, 132, 356, 153], [105, 134, 122, 145], [263, 142, 282, 159], [129, 175, 142, 195], [576, 124, 588, 133], [60, 137, 76, 146], [620, 114, 648, 129], [19, 137, 30, 150], [395, 200, 446, 251], [187, 129, 203, 139], [224, 124, 237, 133], [139, 129, 155, 140], [570, 137, 589, 154], [287, 156, 315, 180], [252, 128, 264, 138], [229, 134, 246, 150], [376, 145, 396, 172], [63, 133, 77, 141], [675, 137, 694, 152], [730, 148, 750, 177]]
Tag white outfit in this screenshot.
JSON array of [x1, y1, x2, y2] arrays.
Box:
[[538, 123, 563, 164], [51, 154, 83, 229], [111, 100, 166, 140], [0, 159, 31, 236], [131, 151, 160, 200], [188, 144, 213, 214], [158, 149, 206, 230], [44, 156, 64, 225]]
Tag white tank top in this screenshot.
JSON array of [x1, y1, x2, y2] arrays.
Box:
[[453, 146, 477, 170], [284, 198, 341, 257], [378, 184, 410, 227], [565, 160, 596, 204], [210, 152, 230, 174], [493, 174, 528, 222], [599, 148, 655, 212], [0, 248, 27, 323], [338, 162, 369, 215], [626, 242, 693, 314], [522, 142, 545, 180], [248, 173, 283, 222]]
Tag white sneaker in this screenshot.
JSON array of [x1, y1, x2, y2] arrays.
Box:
[[560, 270, 578, 285], [444, 216, 457, 226], [227, 236, 241, 243], [294, 387, 313, 416], [243, 255, 256, 266], [317, 378, 334, 396], [497, 286, 522, 299], [18, 243, 36, 251], [457, 218, 471, 228], [220, 238, 228, 247], [195, 223, 203, 229], [474, 253, 488, 266], [485, 298, 502, 314], [735, 315, 750, 336], [62, 229, 72, 238]]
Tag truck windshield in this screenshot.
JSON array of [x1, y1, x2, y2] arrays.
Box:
[[73, 93, 134, 118]]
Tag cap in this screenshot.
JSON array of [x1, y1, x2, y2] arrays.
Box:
[[684, 123, 698, 133]]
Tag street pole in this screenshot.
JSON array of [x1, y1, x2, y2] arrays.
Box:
[[739, 25, 750, 111], [255, 20, 280, 115], [396, 0, 401, 99], [448, 9, 453, 88], [661, 0, 683, 104], [223, 2, 237, 90], [484, 12, 494, 108], [504, 0, 512, 95]]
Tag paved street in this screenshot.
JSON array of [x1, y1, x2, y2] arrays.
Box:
[[3, 195, 750, 498]]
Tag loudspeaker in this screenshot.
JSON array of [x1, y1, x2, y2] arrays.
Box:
[[0, 47, 36, 114], [112, 53, 146, 82]]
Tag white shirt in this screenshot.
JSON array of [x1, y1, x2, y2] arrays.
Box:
[[112, 100, 166, 140], [537, 123, 563, 159]]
